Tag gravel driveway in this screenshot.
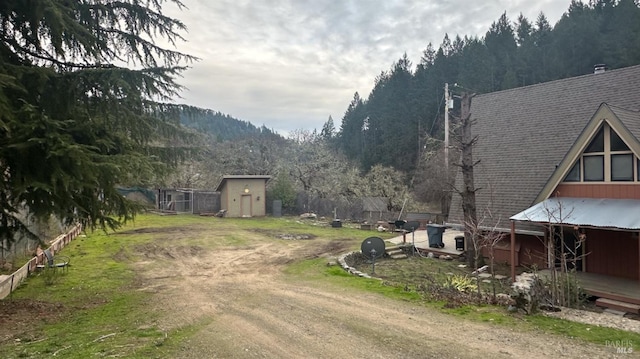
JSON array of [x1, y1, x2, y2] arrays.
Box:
[[133, 230, 635, 358]]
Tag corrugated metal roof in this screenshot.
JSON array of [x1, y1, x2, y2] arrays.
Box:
[[510, 197, 640, 230]]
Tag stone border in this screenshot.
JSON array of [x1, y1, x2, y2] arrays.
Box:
[[337, 251, 381, 279]]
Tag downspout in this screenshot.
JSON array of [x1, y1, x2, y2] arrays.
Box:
[[510, 220, 516, 282]]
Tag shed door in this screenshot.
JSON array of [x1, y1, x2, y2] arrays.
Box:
[[241, 195, 252, 217]]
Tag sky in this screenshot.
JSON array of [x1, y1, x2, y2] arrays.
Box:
[[164, 0, 572, 136]]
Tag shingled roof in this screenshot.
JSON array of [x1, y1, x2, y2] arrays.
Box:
[[448, 65, 640, 230]]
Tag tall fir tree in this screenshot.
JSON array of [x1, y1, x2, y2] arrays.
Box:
[[531, 12, 554, 83], [338, 92, 367, 164], [550, 1, 602, 76], [484, 12, 517, 91], [333, 1, 640, 185], [0, 0, 195, 244], [320, 115, 336, 142]]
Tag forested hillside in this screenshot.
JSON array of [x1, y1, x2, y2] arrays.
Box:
[[179, 106, 278, 142], [172, 0, 640, 218], [334, 0, 640, 175]]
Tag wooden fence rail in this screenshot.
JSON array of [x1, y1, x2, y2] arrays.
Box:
[[0, 224, 82, 300]]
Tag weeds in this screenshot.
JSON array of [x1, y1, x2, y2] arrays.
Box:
[[39, 267, 63, 286], [444, 274, 478, 293]]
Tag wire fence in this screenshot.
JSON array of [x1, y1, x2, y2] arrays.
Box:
[[0, 224, 82, 300]]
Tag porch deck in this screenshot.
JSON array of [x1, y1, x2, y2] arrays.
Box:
[[388, 228, 465, 257], [576, 272, 640, 305], [541, 270, 640, 305]]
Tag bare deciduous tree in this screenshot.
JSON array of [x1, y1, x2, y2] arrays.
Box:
[[526, 199, 590, 308], [451, 91, 480, 267]]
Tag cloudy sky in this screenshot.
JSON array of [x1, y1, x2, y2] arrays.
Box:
[[165, 0, 572, 135]]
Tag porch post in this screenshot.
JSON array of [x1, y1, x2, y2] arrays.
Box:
[[510, 220, 516, 282]]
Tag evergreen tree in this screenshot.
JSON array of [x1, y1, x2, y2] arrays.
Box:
[[364, 54, 418, 172], [531, 12, 554, 83], [484, 12, 518, 91], [338, 92, 367, 165], [433, 34, 460, 82], [320, 115, 336, 142], [333, 1, 640, 194], [598, 0, 640, 68], [418, 43, 437, 70], [513, 13, 534, 86], [457, 37, 493, 93], [0, 0, 195, 243], [550, 1, 601, 76], [414, 42, 444, 141]]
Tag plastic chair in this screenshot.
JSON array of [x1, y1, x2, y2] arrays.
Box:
[[36, 249, 70, 272]]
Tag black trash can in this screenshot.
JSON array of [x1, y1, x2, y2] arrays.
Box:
[[331, 219, 342, 228], [426, 224, 446, 248], [455, 235, 465, 251]]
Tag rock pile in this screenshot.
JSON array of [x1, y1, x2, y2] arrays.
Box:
[[511, 272, 544, 314]]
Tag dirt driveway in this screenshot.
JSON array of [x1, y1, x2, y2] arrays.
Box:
[[133, 227, 627, 358]]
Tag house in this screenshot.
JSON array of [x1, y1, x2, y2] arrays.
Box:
[[447, 65, 640, 307], [215, 175, 270, 217]]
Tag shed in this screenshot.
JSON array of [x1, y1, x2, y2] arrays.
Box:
[[361, 197, 389, 222], [215, 175, 270, 217]]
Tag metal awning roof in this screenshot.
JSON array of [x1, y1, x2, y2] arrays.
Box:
[[510, 197, 640, 230]]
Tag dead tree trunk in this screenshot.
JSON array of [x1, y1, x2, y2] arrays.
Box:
[[458, 92, 479, 267]]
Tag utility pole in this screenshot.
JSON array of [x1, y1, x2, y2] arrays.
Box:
[[444, 83, 450, 171]]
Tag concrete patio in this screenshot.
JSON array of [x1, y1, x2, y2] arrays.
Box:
[[387, 227, 466, 256]]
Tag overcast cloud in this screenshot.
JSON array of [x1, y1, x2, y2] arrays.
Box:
[[165, 0, 571, 135]]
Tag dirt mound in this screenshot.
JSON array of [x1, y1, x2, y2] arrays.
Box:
[[251, 229, 317, 240], [136, 243, 204, 260], [118, 226, 210, 241], [0, 299, 65, 344]]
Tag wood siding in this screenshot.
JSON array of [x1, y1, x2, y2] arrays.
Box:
[[554, 183, 640, 199], [551, 183, 640, 280], [509, 229, 640, 280], [483, 234, 547, 268], [517, 234, 547, 269], [585, 229, 639, 280]]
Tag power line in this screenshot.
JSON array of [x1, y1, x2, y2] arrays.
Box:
[[428, 90, 446, 136]]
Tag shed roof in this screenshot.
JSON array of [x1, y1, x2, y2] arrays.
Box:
[[448, 65, 640, 226], [215, 175, 271, 192]]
